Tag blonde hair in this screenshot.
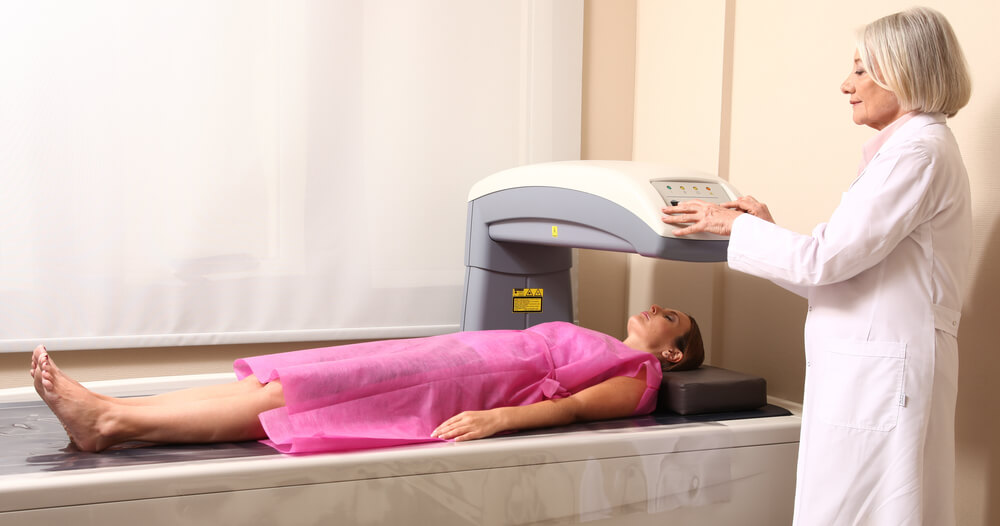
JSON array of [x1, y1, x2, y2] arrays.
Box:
[[857, 7, 971, 117]]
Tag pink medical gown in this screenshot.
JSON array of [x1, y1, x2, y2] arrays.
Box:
[[234, 321, 662, 454]]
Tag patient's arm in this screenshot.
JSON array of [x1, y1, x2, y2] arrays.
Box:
[[431, 369, 648, 442]]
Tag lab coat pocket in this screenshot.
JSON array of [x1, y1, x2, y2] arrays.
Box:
[[812, 340, 906, 432]]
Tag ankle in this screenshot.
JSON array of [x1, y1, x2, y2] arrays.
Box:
[[91, 402, 127, 450]]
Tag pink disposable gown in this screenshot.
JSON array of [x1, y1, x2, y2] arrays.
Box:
[[234, 322, 662, 454]]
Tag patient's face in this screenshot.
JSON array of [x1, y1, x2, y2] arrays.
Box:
[[626, 304, 692, 355]]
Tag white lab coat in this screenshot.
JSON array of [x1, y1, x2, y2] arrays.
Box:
[[727, 112, 971, 526]]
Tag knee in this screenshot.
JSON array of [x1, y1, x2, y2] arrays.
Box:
[[237, 375, 267, 393], [240, 375, 284, 407], [261, 380, 285, 407]]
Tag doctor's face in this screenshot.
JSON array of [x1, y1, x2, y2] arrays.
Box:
[[625, 304, 691, 356], [840, 51, 905, 131]]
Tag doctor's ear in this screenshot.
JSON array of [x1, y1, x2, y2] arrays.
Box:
[[660, 348, 683, 364]]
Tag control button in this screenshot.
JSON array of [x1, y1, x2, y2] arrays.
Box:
[[670, 200, 680, 206]]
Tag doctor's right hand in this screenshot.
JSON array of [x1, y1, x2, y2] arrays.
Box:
[[661, 199, 742, 236], [661, 195, 774, 236]]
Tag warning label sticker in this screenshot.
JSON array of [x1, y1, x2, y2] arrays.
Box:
[[512, 288, 543, 313]]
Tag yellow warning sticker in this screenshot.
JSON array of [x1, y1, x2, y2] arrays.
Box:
[[512, 288, 543, 312]]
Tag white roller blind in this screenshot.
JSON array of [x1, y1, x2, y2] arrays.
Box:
[[0, 0, 583, 351]]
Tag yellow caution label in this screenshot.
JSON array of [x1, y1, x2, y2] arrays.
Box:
[[551, 225, 559, 237], [512, 288, 543, 312]]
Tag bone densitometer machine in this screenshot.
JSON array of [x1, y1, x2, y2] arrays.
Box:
[[0, 161, 801, 525]]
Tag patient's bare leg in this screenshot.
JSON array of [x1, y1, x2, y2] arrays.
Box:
[[30, 346, 284, 452], [31, 345, 268, 407], [109, 376, 271, 406]]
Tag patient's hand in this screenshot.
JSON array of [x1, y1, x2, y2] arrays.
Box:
[[431, 409, 506, 442]]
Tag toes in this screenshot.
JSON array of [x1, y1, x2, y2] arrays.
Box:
[[39, 352, 51, 374], [30, 345, 43, 374], [41, 370, 55, 391], [32, 345, 46, 364]]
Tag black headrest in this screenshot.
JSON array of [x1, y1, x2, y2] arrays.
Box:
[[656, 365, 767, 415]]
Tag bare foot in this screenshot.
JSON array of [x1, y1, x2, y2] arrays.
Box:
[[30, 345, 118, 404], [31, 347, 119, 452]]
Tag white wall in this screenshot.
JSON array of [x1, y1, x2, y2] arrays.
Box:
[[0, 1, 584, 353], [0, 0, 583, 385]]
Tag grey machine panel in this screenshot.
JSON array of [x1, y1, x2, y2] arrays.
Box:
[[460, 172, 733, 331]]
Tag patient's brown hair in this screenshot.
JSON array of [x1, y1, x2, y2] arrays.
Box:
[[663, 314, 704, 372]]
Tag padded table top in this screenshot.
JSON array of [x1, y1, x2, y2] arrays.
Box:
[[1, 398, 790, 477]]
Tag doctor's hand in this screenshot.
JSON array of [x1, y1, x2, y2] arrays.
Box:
[[661, 199, 744, 236], [727, 196, 774, 224], [432, 409, 506, 442], [662, 196, 774, 236]]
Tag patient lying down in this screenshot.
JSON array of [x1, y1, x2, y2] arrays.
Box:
[[30, 305, 704, 454]]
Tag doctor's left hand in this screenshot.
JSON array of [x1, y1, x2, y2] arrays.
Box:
[[661, 199, 744, 236], [432, 409, 506, 442]]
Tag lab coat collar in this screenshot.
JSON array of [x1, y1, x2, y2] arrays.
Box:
[[852, 112, 947, 187], [859, 112, 919, 174]]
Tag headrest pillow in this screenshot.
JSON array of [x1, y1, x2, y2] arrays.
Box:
[[656, 365, 767, 415]]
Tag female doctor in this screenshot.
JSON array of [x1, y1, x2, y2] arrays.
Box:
[[661, 7, 971, 526]]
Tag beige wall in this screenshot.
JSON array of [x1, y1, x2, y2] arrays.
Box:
[[576, 0, 636, 340], [629, 0, 732, 364], [623, 1, 1000, 525]]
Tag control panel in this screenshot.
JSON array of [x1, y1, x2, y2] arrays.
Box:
[[650, 178, 733, 207]]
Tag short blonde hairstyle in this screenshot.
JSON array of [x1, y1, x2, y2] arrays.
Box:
[[857, 7, 971, 117]]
